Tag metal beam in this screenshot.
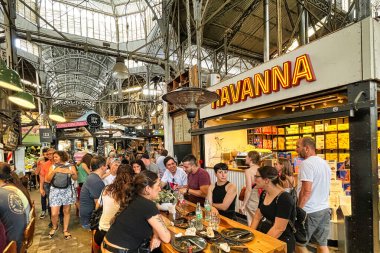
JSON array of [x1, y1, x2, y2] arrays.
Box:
[[263, 0, 270, 61], [347, 81, 379, 252], [218, 0, 261, 49]]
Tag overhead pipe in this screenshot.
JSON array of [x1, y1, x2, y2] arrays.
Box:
[[263, 0, 270, 62]]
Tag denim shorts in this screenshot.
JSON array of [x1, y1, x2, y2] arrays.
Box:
[[297, 208, 331, 246]]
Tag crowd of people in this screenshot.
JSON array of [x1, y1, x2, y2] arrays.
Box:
[[0, 136, 331, 253]]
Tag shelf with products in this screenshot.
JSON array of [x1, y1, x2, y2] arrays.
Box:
[[246, 117, 351, 162]]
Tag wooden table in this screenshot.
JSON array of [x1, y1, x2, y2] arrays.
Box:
[[161, 202, 286, 253]]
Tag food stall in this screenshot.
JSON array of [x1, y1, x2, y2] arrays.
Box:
[[192, 17, 380, 251]]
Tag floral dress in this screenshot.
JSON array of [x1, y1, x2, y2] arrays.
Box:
[[49, 163, 76, 206]]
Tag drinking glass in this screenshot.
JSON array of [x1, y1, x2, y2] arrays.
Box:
[[210, 213, 220, 231]]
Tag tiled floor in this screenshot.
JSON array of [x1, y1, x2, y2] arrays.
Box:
[[29, 189, 92, 253]]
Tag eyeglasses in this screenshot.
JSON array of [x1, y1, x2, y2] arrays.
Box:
[[254, 175, 262, 178]]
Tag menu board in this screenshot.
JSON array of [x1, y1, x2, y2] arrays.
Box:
[[173, 114, 192, 144], [174, 115, 183, 143], [183, 116, 191, 142]]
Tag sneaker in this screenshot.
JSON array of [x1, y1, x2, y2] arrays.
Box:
[[39, 211, 46, 219]]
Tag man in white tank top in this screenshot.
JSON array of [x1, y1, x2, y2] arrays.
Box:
[[296, 137, 331, 253]]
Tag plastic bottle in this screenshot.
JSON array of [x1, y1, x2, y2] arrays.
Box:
[[195, 202, 203, 231], [204, 199, 211, 221]]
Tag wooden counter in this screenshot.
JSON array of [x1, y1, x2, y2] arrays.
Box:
[[161, 202, 286, 253]]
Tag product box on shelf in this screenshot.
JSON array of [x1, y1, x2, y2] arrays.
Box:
[[338, 133, 349, 149], [325, 134, 338, 149], [316, 135, 325, 149], [315, 124, 324, 132]]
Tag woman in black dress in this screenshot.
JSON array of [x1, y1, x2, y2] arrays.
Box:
[[250, 166, 295, 253], [206, 163, 237, 220], [102, 170, 170, 252]]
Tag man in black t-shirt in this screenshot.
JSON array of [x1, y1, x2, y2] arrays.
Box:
[[0, 187, 27, 251], [80, 156, 106, 230]]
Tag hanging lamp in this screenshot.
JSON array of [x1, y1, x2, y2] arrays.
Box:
[[112, 56, 129, 79], [8, 91, 36, 109], [49, 109, 66, 122], [0, 60, 23, 92], [161, 0, 219, 123]]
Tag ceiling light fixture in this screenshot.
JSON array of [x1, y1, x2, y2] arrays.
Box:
[[49, 109, 66, 122], [311, 104, 315, 109], [161, 0, 219, 123], [8, 91, 36, 109], [112, 56, 129, 80], [338, 99, 344, 103], [243, 118, 248, 121], [292, 108, 295, 112], [0, 61, 23, 92]]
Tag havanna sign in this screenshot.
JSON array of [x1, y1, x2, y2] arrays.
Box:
[[211, 54, 316, 109]]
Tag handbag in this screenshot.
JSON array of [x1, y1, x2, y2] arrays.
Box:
[[257, 217, 273, 233], [90, 189, 104, 231], [288, 207, 308, 244], [238, 187, 246, 201], [287, 183, 308, 244]]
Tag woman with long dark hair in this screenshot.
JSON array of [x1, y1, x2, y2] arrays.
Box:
[[250, 166, 295, 253], [76, 153, 93, 214], [93, 165, 132, 247], [131, 159, 147, 175], [275, 158, 295, 192], [102, 170, 171, 252]]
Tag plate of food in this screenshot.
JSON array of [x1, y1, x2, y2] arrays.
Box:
[[196, 227, 221, 241], [171, 235, 207, 253], [173, 217, 189, 229], [220, 228, 254, 243]]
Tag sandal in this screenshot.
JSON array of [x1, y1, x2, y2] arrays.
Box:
[[64, 231, 72, 240], [48, 227, 58, 239]]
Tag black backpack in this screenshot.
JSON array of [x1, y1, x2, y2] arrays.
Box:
[[51, 165, 72, 189]]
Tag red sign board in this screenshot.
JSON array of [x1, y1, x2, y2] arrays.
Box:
[[56, 121, 88, 129]]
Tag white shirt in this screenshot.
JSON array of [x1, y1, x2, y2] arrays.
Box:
[[98, 191, 120, 231], [297, 156, 331, 213], [161, 167, 188, 187], [156, 155, 166, 178], [103, 174, 116, 186]]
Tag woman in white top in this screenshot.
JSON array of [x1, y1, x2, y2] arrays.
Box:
[[240, 151, 261, 226], [93, 164, 132, 247]]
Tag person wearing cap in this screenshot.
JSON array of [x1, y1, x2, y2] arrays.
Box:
[[160, 156, 187, 190], [141, 153, 159, 175], [0, 162, 27, 252], [206, 163, 237, 220]]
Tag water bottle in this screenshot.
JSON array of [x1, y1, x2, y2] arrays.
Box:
[[204, 199, 211, 221], [195, 202, 203, 231]]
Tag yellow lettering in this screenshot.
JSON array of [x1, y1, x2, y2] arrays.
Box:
[[272, 61, 291, 92], [220, 86, 231, 107], [241, 77, 255, 101], [292, 54, 316, 86], [211, 89, 221, 109], [254, 70, 271, 97], [229, 81, 242, 103]]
